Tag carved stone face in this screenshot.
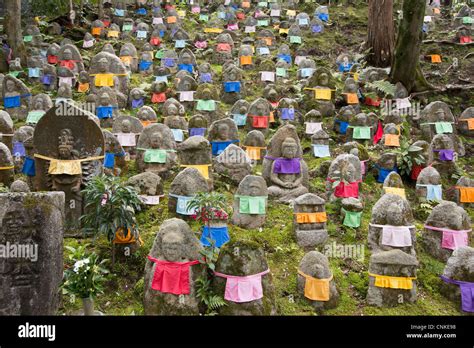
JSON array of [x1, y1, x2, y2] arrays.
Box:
[[202, 89, 211, 100], [167, 104, 178, 116], [3, 208, 27, 238], [281, 138, 298, 159], [435, 109, 446, 121], [100, 93, 111, 106], [256, 102, 266, 115], [182, 54, 192, 65], [34, 98, 44, 110], [319, 73, 329, 86], [341, 162, 356, 181], [6, 80, 15, 93], [150, 132, 163, 149], [58, 146, 72, 159], [121, 120, 132, 133], [249, 181, 262, 196], [122, 47, 131, 56], [98, 58, 109, 73], [162, 231, 184, 262], [342, 56, 349, 64], [132, 90, 142, 100], [386, 205, 404, 225], [217, 124, 230, 140], [63, 49, 73, 60]]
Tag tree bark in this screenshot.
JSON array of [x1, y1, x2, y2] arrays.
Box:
[[98, 0, 104, 18], [366, 0, 395, 67], [5, 0, 27, 65], [391, 0, 432, 92]]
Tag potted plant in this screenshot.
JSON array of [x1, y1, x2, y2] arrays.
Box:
[[80, 175, 143, 265], [62, 245, 109, 316], [187, 192, 229, 247]]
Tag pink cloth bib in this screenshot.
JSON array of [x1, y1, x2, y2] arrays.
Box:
[[371, 224, 414, 247], [424, 225, 471, 251], [214, 269, 269, 303]]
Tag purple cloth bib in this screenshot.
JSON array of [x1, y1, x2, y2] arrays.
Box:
[[272, 157, 301, 174], [441, 275, 474, 312], [434, 149, 454, 161]]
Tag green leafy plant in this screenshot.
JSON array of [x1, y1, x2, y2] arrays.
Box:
[[80, 175, 143, 242], [393, 140, 425, 177], [365, 80, 397, 99], [195, 244, 227, 314], [187, 192, 228, 233], [62, 244, 109, 300]]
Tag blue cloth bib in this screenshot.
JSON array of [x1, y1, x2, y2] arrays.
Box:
[[200, 226, 230, 248]]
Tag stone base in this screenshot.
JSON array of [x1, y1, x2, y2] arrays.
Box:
[[367, 285, 417, 307], [295, 229, 328, 248]]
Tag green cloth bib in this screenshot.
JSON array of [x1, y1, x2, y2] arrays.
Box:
[[238, 196, 267, 214], [23, 35, 33, 42], [144, 149, 167, 163], [342, 209, 362, 228], [290, 36, 302, 44], [26, 111, 45, 124], [434, 122, 453, 134], [196, 99, 216, 111], [352, 126, 371, 139]]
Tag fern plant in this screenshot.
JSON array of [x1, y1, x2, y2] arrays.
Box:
[[80, 175, 143, 242], [393, 140, 425, 177], [365, 80, 396, 99], [195, 243, 227, 314]]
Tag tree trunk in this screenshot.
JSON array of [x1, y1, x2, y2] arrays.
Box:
[[391, 0, 432, 93], [366, 0, 395, 67], [5, 0, 26, 65], [98, 0, 104, 19]]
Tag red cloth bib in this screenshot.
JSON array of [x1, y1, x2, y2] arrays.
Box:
[[48, 55, 58, 64], [152, 92, 167, 103], [328, 178, 360, 198], [60, 60, 76, 70], [251, 115, 269, 128], [148, 256, 200, 295], [410, 164, 425, 180], [373, 120, 383, 144], [150, 37, 161, 46]]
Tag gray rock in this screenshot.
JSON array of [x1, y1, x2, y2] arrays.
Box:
[[293, 193, 328, 249], [0, 191, 65, 314], [368, 194, 416, 256], [212, 240, 277, 315], [297, 251, 339, 311], [367, 250, 418, 307], [439, 247, 474, 314], [144, 218, 205, 315], [422, 201, 471, 262], [231, 175, 267, 229]]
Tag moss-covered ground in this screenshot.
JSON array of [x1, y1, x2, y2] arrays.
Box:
[[6, 2, 472, 316]]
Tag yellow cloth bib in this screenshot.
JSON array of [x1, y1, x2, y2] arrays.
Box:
[[0, 166, 14, 170], [298, 270, 332, 301], [204, 28, 223, 33], [94, 73, 114, 87], [369, 273, 416, 290], [113, 228, 143, 245], [345, 93, 359, 104], [314, 88, 332, 100], [244, 146, 266, 160], [457, 186, 474, 203], [383, 186, 406, 199], [180, 164, 210, 179], [384, 134, 400, 147], [295, 212, 327, 223], [34, 154, 104, 175]]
